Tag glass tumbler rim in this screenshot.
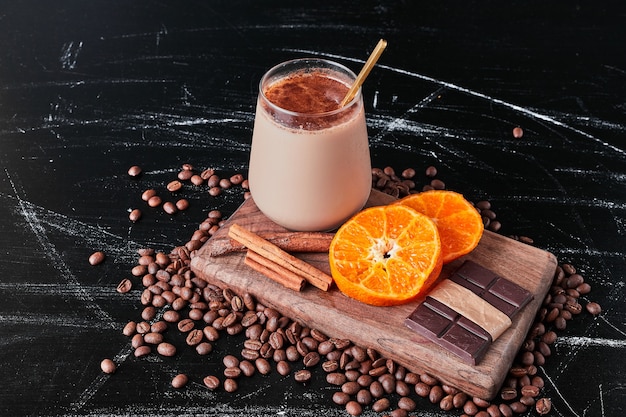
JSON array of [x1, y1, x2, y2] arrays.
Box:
[[258, 57, 362, 119]]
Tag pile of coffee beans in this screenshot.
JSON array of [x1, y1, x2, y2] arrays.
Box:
[[128, 164, 250, 222], [372, 165, 502, 234], [99, 163, 601, 417]]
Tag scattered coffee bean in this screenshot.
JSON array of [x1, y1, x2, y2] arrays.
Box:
[[116, 278, 133, 294], [535, 397, 552, 415], [89, 251, 105, 265], [129, 209, 142, 222], [223, 378, 238, 393], [167, 180, 183, 192], [147, 195, 162, 208], [128, 165, 142, 177], [345, 400, 362, 416], [203, 375, 220, 390], [157, 342, 176, 357], [171, 373, 188, 388], [512, 126, 524, 138], [294, 369, 311, 383], [586, 301, 601, 315], [100, 358, 116, 374]]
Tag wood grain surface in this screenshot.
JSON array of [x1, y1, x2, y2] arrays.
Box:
[[191, 190, 557, 399]]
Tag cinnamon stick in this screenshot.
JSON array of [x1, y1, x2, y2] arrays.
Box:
[[245, 250, 306, 292], [228, 223, 332, 291], [206, 231, 334, 257]]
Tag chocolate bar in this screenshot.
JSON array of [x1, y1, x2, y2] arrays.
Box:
[[405, 261, 533, 364]]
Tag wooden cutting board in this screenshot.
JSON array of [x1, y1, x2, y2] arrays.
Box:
[[190, 190, 557, 400]]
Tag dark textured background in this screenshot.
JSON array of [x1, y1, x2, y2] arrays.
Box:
[[1, 1, 624, 416]]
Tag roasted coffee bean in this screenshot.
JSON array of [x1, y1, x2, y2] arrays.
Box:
[[163, 201, 177, 215], [147, 195, 162, 207], [157, 342, 176, 357], [136, 321, 151, 334], [425, 165, 438, 177], [162, 310, 180, 323], [397, 396, 416, 411], [141, 306, 156, 321], [535, 397, 552, 415], [144, 332, 164, 345], [223, 378, 238, 393], [322, 360, 339, 373], [521, 384, 540, 397], [129, 209, 142, 222], [509, 401, 528, 414], [333, 391, 351, 405], [428, 385, 444, 404], [472, 397, 490, 409], [285, 345, 300, 362], [276, 360, 291, 376], [196, 342, 213, 355], [519, 395, 535, 406], [89, 251, 105, 265], [255, 358, 271, 375], [303, 351, 320, 367], [241, 348, 260, 361], [131, 333, 144, 348], [123, 321, 137, 336], [565, 300, 582, 314], [294, 369, 311, 383], [500, 387, 517, 401], [134, 345, 151, 357], [453, 392, 468, 408], [439, 394, 454, 411], [541, 330, 558, 345], [379, 373, 396, 394], [499, 403, 513, 417], [167, 180, 183, 192], [356, 374, 373, 388], [414, 382, 431, 397], [239, 360, 255, 377], [203, 375, 220, 390], [389, 408, 408, 417], [463, 400, 479, 415], [177, 319, 195, 333], [342, 381, 361, 395], [586, 301, 602, 315], [171, 373, 188, 388], [395, 380, 410, 397], [355, 389, 371, 405], [369, 380, 384, 398], [371, 397, 390, 412], [327, 372, 347, 386], [100, 358, 116, 374], [186, 329, 203, 346], [345, 401, 362, 416], [224, 366, 242, 379]]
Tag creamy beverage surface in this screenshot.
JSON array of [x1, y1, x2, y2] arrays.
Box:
[[264, 71, 348, 114], [248, 62, 372, 232]]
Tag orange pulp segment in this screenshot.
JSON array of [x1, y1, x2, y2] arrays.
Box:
[[394, 190, 484, 264], [329, 205, 442, 306]]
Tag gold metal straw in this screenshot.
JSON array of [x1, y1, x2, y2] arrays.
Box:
[[340, 39, 388, 107]]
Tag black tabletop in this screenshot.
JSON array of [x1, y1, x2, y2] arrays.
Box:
[[1, 1, 625, 416]]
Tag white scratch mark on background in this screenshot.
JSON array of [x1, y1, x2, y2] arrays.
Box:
[[555, 336, 626, 349], [4, 169, 116, 327], [284, 48, 626, 156], [542, 367, 581, 417], [60, 41, 83, 70]]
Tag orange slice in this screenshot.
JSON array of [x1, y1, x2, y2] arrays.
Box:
[[329, 205, 442, 306], [395, 190, 484, 264]]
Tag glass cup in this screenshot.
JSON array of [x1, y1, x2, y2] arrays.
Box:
[[248, 58, 372, 232]]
